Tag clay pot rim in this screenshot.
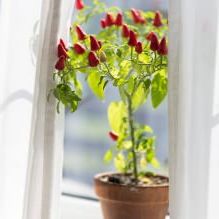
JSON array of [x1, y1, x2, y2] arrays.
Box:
[[94, 172, 169, 189]]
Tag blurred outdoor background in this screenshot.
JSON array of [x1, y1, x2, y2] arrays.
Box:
[[63, 0, 168, 197]]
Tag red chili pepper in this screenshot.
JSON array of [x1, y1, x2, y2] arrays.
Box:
[[75, 0, 84, 10], [128, 30, 137, 47], [59, 39, 68, 51], [153, 11, 163, 27], [139, 17, 146, 24], [109, 131, 119, 141], [131, 8, 140, 23], [90, 35, 101, 51], [158, 37, 168, 55], [88, 51, 100, 67], [57, 44, 68, 59], [131, 8, 145, 24], [100, 19, 106, 28], [115, 12, 123, 26], [122, 24, 130, 38], [150, 33, 159, 51], [98, 40, 102, 48], [146, 32, 156, 41], [55, 56, 65, 71], [73, 43, 86, 54], [135, 41, 143, 54], [76, 25, 87, 41], [105, 13, 114, 26]]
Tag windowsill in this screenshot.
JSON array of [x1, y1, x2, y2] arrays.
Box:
[[61, 195, 102, 219], [61, 195, 170, 219]]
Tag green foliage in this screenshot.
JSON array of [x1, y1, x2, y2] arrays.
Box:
[[53, 83, 81, 113], [132, 83, 149, 110], [108, 101, 127, 134], [51, 1, 168, 181], [87, 71, 105, 99], [114, 153, 126, 172], [151, 71, 168, 108], [104, 149, 113, 163]]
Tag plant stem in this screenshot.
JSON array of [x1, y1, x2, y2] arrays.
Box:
[[126, 93, 138, 183], [103, 62, 115, 80]]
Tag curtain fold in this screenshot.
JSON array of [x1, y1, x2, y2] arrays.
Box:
[[0, 0, 74, 219], [23, 0, 74, 219], [22, 0, 63, 218], [169, 0, 219, 218]]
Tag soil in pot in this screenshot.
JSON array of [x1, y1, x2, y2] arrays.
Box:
[[94, 172, 169, 219]]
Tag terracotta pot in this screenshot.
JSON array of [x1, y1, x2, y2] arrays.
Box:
[[94, 173, 169, 219]]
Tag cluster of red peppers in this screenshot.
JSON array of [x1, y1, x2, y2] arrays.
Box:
[[55, 25, 105, 70], [54, 0, 168, 139], [100, 12, 123, 28], [55, 39, 69, 70], [99, 10, 168, 56], [74, 0, 163, 27], [74, 25, 105, 67]]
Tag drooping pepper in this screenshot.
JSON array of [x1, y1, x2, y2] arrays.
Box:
[[90, 35, 101, 51], [122, 24, 130, 38], [115, 12, 123, 26], [158, 37, 168, 55], [76, 25, 87, 41], [100, 19, 106, 29], [146, 32, 156, 41], [57, 44, 68, 59], [73, 43, 86, 54], [135, 41, 143, 54], [105, 13, 114, 26], [131, 8, 145, 24], [88, 51, 100, 67], [59, 39, 68, 51], [75, 0, 84, 10], [109, 131, 119, 141], [128, 30, 138, 47], [150, 33, 159, 51], [153, 11, 163, 27], [55, 56, 65, 70]]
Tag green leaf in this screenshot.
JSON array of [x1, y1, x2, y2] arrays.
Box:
[[104, 149, 113, 163], [108, 101, 127, 134], [114, 153, 126, 172], [116, 49, 122, 57], [147, 136, 155, 148], [127, 76, 135, 94], [140, 157, 147, 169], [132, 83, 149, 110], [151, 157, 160, 168], [53, 84, 81, 112], [87, 71, 105, 99], [74, 79, 83, 97], [143, 125, 153, 133], [121, 141, 132, 149], [119, 60, 131, 78], [144, 79, 151, 90], [138, 53, 150, 64], [146, 149, 155, 163], [151, 73, 168, 108]]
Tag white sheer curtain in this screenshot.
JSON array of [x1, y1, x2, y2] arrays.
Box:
[[0, 0, 74, 219], [169, 0, 219, 218]]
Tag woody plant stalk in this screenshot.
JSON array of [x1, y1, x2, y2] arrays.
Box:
[[51, 0, 168, 184]]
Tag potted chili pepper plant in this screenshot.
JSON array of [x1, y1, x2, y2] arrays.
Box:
[[51, 0, 168, 218]]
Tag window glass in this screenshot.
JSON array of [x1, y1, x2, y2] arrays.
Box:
[[63, 0, 168, 197]]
